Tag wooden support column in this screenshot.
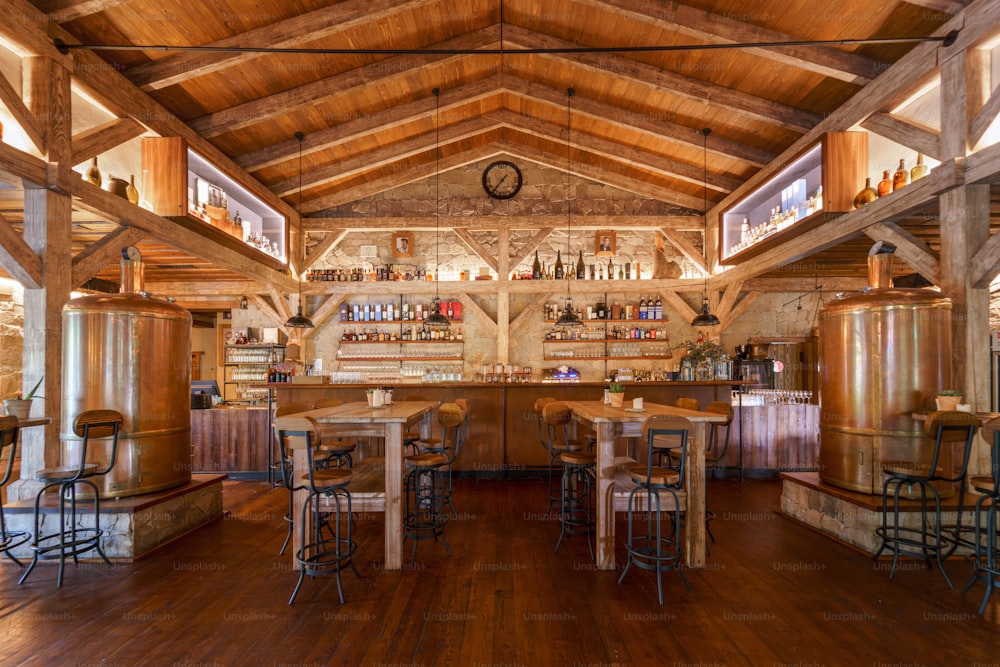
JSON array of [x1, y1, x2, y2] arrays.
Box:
[[938, 46, 991, 476], [496, 226, 510, 364], [9, 56, 73, 501]]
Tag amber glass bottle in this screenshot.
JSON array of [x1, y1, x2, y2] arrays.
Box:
[[877, 170, 893, 198], [853, 177, 878, 208], [910, 153, 929, 181], [892, 158, 908, 191]]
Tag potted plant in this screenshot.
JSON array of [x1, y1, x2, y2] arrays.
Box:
[[3, 376, 43, 419], [936, 389, 963, 411], [608, 382, 626, 408], [677, 339, 725, 380]]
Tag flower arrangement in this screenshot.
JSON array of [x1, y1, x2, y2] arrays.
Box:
[[676, 339, 724, 364], [6, 376, 43, 401]]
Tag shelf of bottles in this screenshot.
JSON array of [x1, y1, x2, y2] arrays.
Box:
[[720, 132, 867, 265], [544, 298, 667, 322], [338, 299, 462, 323], [188, 171, 282, 258], [224, 344, 286, 365], [512, 250, 644, 281], [309, 265, 438, 282], [541, 298, 672, 361]]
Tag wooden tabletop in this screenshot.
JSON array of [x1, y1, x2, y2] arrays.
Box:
[[911, 411, 1000, 423], [292, 401, 436, 424], [14, 417, 51, 428], [564, 401, 729, 424]]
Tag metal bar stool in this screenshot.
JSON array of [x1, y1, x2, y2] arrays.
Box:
[[403, 451, 452, 563], [0, 417, 30, 566], [313, 398, 359, 467], [544, 402, 596, 559], [18, 409, 123, 587], [873, 410, 978, 589], [533, 397, 559, 515], [411, 402, 467, 516], [274, 403, 332, 555], [703, 401, 734, 543], [276, 416, 358, 604], [619, 415, 693, 604], [964, 416, 1000, 614]]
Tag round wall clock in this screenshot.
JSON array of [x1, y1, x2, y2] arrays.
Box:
[[482, 160, 523, 200]]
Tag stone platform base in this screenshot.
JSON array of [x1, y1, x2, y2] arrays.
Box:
[[780, 472, 980, 555], [4, 474, 225, 560]]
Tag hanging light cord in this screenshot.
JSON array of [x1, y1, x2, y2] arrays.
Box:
[[702, 127, 710, 301], [434, 87, 441, 289], [566, 87, 574, 263]]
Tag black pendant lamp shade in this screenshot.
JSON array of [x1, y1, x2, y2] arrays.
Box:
[[691, 127, 719, 328], [423, 87, 452, 332], [286, 131, 314, 329], [555, 87, 582, 328]]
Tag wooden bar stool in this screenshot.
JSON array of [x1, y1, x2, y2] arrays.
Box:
[[274, 402, 331, 555], [18, 409, 123, 588], [533, 397, 558, 514], [276, 416, 358, 604], [619, 415, 693, 604], [964, 417, 1000, 615], [0, 417, 30, 566], [873, 410, 978, 589], [544, 403, 595, 559]]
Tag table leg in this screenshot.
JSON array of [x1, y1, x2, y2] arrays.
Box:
[[292, 448, 307, 571], [384, 422, 403, 570], [686, 422, 707, 567], [596, 421, 616, 570]]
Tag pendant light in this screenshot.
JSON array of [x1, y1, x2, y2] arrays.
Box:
[[555, 87, 583, 328], [423, 87, 451, 332], [285, 131, 314, 329], [691, 127, 720, 328]]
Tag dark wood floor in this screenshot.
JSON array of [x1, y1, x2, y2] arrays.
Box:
[[1, 477, 998, 666]]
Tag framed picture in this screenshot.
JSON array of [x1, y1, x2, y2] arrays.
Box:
[[392, 232, 414, 258], [595, 231, 616, 256]]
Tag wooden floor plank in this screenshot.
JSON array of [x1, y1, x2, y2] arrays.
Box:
[[1, 477, 998, 667]]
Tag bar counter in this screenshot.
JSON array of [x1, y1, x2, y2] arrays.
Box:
[[190, 405, 270, 476]]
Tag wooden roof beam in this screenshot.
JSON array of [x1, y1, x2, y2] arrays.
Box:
[[0, 211, 42, 288], [503, 25, 823, 134], [71, 118, 147, 165], [188, 26, 500, 138], [37, 0, 133, 24], [588, 0, 885, 85], [0, 67, 44, 153], [861, 113, 941, 161], [70, 225, 147, 286], [863, 221, 940, 284], [303, 216, 704, 232]]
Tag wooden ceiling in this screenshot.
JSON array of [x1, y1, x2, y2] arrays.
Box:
[[2, 0, 990, 294]]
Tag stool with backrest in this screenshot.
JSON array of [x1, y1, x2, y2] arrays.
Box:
[[274, 402, 331, 555], [703, 401, 734, 542], [544, 402, 596, 559], [533, 397, 559, 515], [403, 436, 453, 563], [873, 410, 978, 588], [964, 416, 1000, 614], [654, 397, 701, 467], [18, 409, 123, 587], [276, 415, 357, 604], [401, 395, 429, 455], [618, 415, 693, 604], [312, 397, 357, 469], [0, 417, 30, 566], [413, 402, 467, 516]]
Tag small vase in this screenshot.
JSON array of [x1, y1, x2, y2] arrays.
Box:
[[608, 392, 625, 408], [876, 169, 892, 198], [853, 177, 878, 208], [105, 175, 129, 199], [126, 174, 140, 204], [3, 399, 32, 419], [84, 156, 101, 186]]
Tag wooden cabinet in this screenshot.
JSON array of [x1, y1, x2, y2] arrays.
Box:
[[720, 132, 867, 264]]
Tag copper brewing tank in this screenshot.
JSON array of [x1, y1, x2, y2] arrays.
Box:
[[818, 252, 952, 493], [61, 258, 192, 498]]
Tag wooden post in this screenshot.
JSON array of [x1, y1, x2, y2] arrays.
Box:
[[9, 56, 73, 501]]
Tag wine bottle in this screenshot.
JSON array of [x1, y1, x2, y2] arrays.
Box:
[[532, 250, 542, 279], [554, 250, 564, 280], [576, 250, 585, 279], [877, 170, 893, 198], [892, 158, 908, 191], [910, 153, 929, 181], [607, 258, 614, 280]]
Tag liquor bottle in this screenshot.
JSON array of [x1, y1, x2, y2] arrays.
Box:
[[624, 263, 630, 280], [598, 263, 605, 280], [618, 265, 624, 280], [532, 250, 542, 279], [639, 296, 647, 320], [910, 153, 929, 181], [633, 261, 640, 279], [576, 250, 585, 279], [853, 177, 878, 208], [654, 295, 663, 320], [84, 157, 101, 186], [554, 250, 564, 279], [877, 170, 893, 197], [607, 258, 614, 280], [740, 218, 750, 243], [892, 159, 908, 191]]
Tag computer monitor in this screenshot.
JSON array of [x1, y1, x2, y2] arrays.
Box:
[[191, 380, 221, 397]]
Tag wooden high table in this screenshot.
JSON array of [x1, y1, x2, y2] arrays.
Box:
[[562, 400, 728, 571], [287, 401, 436, 570]]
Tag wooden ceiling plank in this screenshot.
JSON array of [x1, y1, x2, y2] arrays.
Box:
[[903, 0, 965, 15], [146, 279, 259, 295], [863, 221, 940, 283], [588, 0, 884, 84], [238, 79, 497, 171], [504, 79, 776, 168], [661, 229, 707, 276], [0, 67, 44, 153], [861, 113, 941, 161], [128, 0, 441, 91], [70, 225, 146, 286], [189, 27, 499, 138], [71, 118, 146, 164], [304, 229, 347, 271], [0, 210, 42, 288], [493, 109, 741, 193], [452, 227, 498, 274], [504, 25, 823, 134], [40, 0, 133, 24], [970, 84, 1000, 149], [275, 116, 503, 195]]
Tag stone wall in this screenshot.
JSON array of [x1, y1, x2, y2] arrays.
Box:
[[0, 293, 23, 399]]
